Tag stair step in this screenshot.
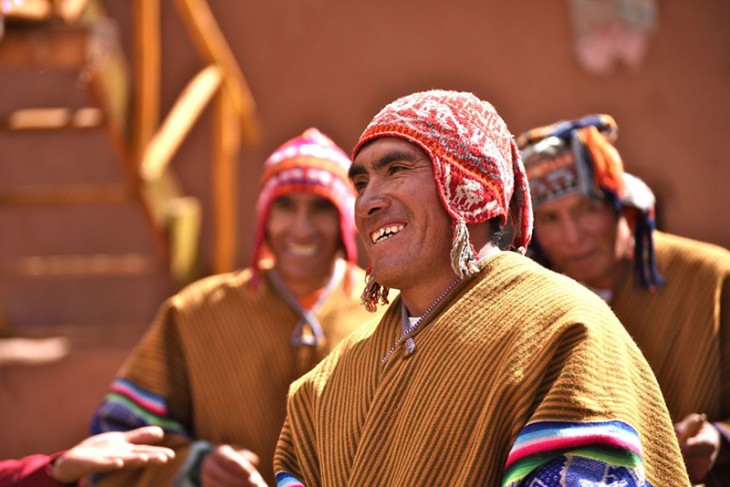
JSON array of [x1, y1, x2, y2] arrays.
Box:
[[0, 107, 104, 131], [0, 183, 131, 206], [0, 20, 117, 70], [2, 0, 91, 23], [55, 0, 92, 23], [0, 272, 173, 327], [3, 253, 163, 277], [1, 0, 53, 22], [5, 321, 150, 351]]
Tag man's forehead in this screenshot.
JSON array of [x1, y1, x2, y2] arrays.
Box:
[[353, 137, 429, 165], [534, 192, 600, 213], [274, 192, 329, 202]]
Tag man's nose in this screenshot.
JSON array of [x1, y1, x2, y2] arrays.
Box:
[[355, 183, 390, 219], [562, 217, 583, 245], [291, 207, 315, 236]]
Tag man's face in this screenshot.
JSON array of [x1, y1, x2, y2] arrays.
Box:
[[266, 192, 341, 292], [534, 192, 632, 289], [349, 137, 454, 293]]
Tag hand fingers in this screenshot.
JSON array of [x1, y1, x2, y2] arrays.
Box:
[[230, 447, 260, 467], [675, 413, 706, 443], [683, 422, 721, 456], [202, 459, 245, 486], [203, 446, 262, 486], [214, 445, 257, 474], [126, 445, 175, 463], [123, 425, 166, 444], [94, 447, 174, 469], [678, 421, 721, 485]]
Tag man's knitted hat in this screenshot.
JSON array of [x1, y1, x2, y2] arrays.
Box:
[[352, 90, 533, 310], [250, 128, 357, 288], [518, 114, 663, 290]]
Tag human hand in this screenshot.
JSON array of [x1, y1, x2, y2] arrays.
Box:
[[675, 413, 721, 484], [52, 425, 175, 484], [200, 444, 268, 487]]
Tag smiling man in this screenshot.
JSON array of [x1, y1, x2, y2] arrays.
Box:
[[90, 128, 382, 487], [273, 91, 689, 486], [519, 114, 730, 486]]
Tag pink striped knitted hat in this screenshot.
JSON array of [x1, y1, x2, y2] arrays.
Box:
[[250, 128, 357, 288]]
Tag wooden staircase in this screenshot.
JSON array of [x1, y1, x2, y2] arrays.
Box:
[[0, 0, 260, 329]]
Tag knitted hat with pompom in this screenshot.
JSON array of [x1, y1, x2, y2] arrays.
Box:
[[250, 128, 357, 290]]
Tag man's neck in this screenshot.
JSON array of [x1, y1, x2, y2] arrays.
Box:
[[401, 274, 461, 318], [585, 257, 631, 291], [477, 244, 501, 262], [400, 244, 499, 317], [271, 259, 340, 297]]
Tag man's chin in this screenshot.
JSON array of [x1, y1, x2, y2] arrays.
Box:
[[368, 266, 391, 286], [368, 273, 402, 294]]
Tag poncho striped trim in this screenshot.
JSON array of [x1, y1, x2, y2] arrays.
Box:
[[503, 420, 644, 485], [275, 472, 305, 486], [91, 378, 189, 436]]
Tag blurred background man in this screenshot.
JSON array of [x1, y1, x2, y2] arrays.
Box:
[[520, 114, 730, 485], [90, 128, 382, 486]]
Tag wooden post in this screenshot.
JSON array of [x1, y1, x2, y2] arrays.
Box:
[[212, 87, 241, 274], [172, 0, 260, 144], [132, 0, 160, 165], [140, 64, 222, 181]]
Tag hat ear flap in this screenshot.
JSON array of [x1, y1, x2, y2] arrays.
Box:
[[508, 137, 533, 254]]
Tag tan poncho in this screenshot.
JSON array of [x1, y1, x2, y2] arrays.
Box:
[[275, 252, 689, 486], [91, 263, 380, 486], [611, 231, 730, 483]]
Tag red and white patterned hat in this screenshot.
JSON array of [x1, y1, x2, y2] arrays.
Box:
[[353, 90, 533, 275], [250, 128, 357, 288]]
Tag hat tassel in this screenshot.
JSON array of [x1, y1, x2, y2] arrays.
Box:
[[451, 221, 480, 278], [361, 265, 391, 313]]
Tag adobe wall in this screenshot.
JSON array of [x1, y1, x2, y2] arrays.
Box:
[[0, 0, 727, 459]]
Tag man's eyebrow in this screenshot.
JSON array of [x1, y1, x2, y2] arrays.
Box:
[[348, 163, 366, 181], [348, 150, 424, 180]]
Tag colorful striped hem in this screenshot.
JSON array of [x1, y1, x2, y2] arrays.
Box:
[[109, 377, 169, 417], [503, 420, 644, 486], [275, 472, 306, 487], [94, 379, 190, 437], [102, 393, 188, 435]]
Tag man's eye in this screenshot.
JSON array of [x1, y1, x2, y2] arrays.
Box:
[[313, 199, 337, 212], [388, 164, 407, 175], [537, 213, 558, 225], [584, 201, 602, 213], [352, 179, 367, 192], [272, 197, 293, 209]]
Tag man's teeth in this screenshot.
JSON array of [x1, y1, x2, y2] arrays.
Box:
[[371, 225, 404, 243], [289, 243, 317, 256]]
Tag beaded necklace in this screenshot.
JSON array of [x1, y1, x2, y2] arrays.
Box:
[[381, 277, 462, 365]]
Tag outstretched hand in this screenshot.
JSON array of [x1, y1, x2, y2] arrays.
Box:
[[201, 444, 268, 487], [675, 413, 721, 484], [52, 425, 175, 484]]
